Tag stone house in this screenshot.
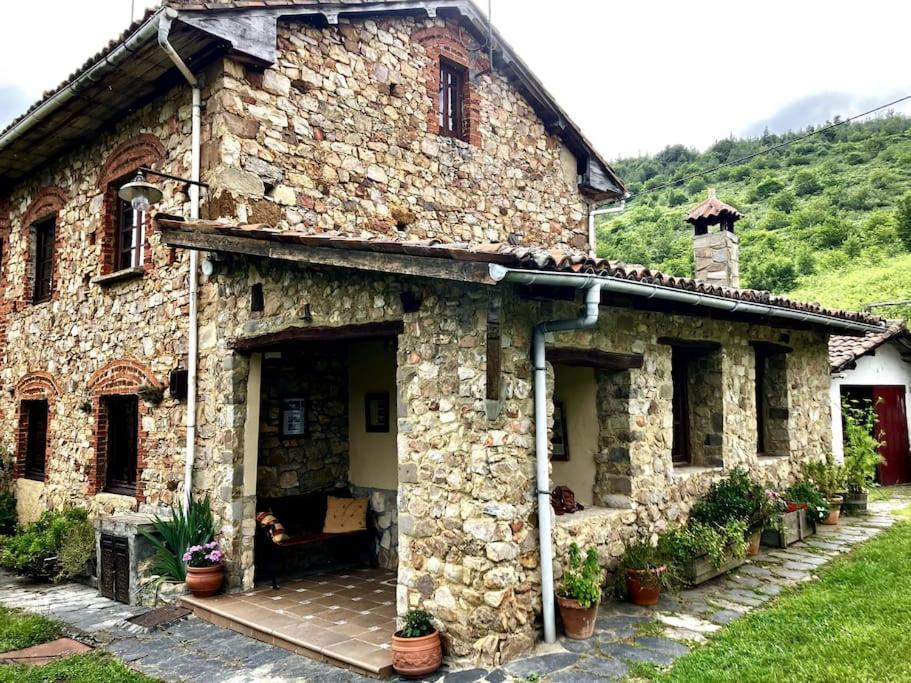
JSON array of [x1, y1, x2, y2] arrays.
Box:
[[0, 0, 885, 669]]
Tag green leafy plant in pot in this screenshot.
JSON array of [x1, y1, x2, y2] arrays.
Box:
[[804, 457, 847, 525], [614, 537, 673, 606], [842, 398, 885, 511], [557, 543, 603, 639], [785, 481, 829, 525], [140, 494, 216, 583], [391, 609, 442, 677], [688, 468, 771, 555]]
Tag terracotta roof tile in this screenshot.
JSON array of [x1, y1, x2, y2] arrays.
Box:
[[829, 321, 909, 370], [155, 217, 885, 328], [686, 188, 743, 224]]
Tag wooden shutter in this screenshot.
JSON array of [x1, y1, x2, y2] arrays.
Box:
[[33, 218, 55, 302]]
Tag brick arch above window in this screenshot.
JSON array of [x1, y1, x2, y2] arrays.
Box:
[[21, 187, 66, 229], [412, 24, 482, 146], [97, 134, 166, 190], [14, 371, 61, 400], [88, 358, 161, 396]]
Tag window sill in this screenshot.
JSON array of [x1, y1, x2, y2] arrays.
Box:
[[758, 454, 789, 464], [671, 464, 723, 482], [92, 267, 145, 286], [553, 505, 628, 529], [103, 484, 137, 498]]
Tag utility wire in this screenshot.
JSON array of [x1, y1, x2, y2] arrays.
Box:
[[626, 93, 911, 200]]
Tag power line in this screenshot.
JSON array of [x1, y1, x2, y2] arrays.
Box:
[[626, 93, 911, 200]]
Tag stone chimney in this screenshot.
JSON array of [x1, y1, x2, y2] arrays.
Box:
[[686, 188, 743, 288]]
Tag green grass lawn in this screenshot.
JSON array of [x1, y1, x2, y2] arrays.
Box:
[[647, 521, 911, 682], [0, 606, 158, 682]]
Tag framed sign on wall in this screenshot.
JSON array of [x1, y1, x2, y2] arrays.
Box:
[[281, 397, 307, 436], [365, 392, 390, 433]]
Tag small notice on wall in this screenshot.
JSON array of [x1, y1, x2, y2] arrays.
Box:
[[281, 397, 306, 436]]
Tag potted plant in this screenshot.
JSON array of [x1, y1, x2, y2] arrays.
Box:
[[183, 541, 224, 597], [391, 609, 442, 677], [841, 398, 885, 512], [556, 543, 603, 639], [805, 457, 847, 525], [689, 468, 770, 556], [614, 537, 671, 606]]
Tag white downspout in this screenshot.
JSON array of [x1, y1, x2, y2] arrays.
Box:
[[533, 283, 603, 643], [159, 10, 201, 512]]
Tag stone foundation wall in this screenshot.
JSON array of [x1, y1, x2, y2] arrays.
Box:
[[350, 485, 398, 570]]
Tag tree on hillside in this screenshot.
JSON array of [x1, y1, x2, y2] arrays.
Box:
[[896, 191, 911, 250]]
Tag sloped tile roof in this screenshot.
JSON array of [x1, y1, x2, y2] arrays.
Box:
[[686, 188, 743, 224], [829, 321, 909, 371], [156, 217, 884, 327]]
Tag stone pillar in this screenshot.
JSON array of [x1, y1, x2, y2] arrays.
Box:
[[693, 230, 740, 288], [593, 368, 634, 508], [688, 349, 724, 467]]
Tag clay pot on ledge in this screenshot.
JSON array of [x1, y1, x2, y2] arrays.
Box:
[[391, 629, 442, 678], [185, 564, 224, 598], [822, 496, 844, 525], [557, 595, 600, 639], [625, 566, 667, 606]]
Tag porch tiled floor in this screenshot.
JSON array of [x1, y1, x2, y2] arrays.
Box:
[[183, 567, 396, 678]]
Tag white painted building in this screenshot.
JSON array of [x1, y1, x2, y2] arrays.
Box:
[[829, 323, 911, 485]]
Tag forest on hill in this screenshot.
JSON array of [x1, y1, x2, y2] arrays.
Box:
[[597, 114, 911, 319]]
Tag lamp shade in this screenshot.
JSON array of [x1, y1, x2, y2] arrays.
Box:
[[118, 171, 163, 212]]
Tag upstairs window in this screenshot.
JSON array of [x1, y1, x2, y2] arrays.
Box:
[[115, 184, 144, 271], [32, 217, 55, 303], [103, 395, 139, 496], [438, 60, 466, 140], [22, 400, 48, 481]]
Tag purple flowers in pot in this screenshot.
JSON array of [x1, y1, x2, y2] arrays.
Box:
[[182, 540, 223, 568]]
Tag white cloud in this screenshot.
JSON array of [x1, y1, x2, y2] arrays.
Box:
[[2, 0, 909, 158]]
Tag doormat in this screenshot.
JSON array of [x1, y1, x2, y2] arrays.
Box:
[[0, 637, 92, 666], [126, 605, 191, 631]]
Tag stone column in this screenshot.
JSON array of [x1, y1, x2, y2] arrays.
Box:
[[693, 230, 740, 288]]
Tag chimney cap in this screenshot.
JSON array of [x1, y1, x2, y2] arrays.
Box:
[[686, 188, 743, 228]]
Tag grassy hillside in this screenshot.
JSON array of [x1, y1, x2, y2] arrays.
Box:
[[597, 114, 911, 317]]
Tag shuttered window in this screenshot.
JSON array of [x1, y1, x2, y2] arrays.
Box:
[[22, 400, 48, 481], [438, 60, 465, 140], [104, 395, 139, 495], [671, 350, 691, 465], [33, 217, 55, 303]]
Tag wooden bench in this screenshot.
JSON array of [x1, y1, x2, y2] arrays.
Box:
[[256, 488, 375, 589]]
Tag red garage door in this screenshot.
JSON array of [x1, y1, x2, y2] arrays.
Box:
[[874, 386, 911, 486]]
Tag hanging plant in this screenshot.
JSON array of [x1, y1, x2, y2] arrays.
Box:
[[138, 385, 165, 406]]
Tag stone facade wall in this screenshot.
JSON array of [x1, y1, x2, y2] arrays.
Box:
[[257, 347, 349, 497], [687, 348, 724, 467], [693, 230, 740, 288], [204, 15, 590, 249], [0, 65, 222, 519]]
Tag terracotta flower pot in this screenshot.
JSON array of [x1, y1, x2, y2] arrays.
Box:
[[185, 564, 224, 597], [625, 567, 666, 606], [746, 528, 762, 556], [391, 629, 442, 678], [556, 595, 599, 639], [822, 496, 844, 525]]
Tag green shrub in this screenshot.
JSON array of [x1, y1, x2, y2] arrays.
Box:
[[0, 492, 16, 536], [804, 456, 847, 498], [842, 398, 885, 493], [689, 468, 772, 531], [612, 536, 677, 598], [659, 519, 748, 574], [59, 517, 96, 578], [785, 481, 829, 524], [0, 508, 90, 580], [140, 495, 215, 582], [559, 542, 603, 608]]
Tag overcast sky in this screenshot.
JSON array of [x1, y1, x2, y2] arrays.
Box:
[[2, 0, 910, 159]]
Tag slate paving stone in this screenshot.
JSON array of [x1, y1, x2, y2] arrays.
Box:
[[634, 636, 690, 657], [709, 609, 741, 625], [576, 654, 629, 677], [504, 653, 580, 678], [484, 669, 507, 683], [547, 669, 612, 683], [561, 636, 597, 653], [442, 668, 488, 682], [600, 642, 677, 666]]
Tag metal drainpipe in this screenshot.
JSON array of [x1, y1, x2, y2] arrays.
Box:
[[159, 10, 201, 512], [533, 283, 603, 643]]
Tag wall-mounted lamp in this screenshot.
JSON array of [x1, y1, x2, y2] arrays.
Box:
[[117, 166, 209, 210]]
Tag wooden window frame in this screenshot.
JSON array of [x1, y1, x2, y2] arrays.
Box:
[[22, 399, 48, 481], [102, 394, 140, 496], [671, 350, 691, 465], [32, 216, 55, 304], [438, 59, 466, 140]]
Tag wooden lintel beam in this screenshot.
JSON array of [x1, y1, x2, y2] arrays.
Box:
[[546, 346, 644, 371], [749, 340, 793, 354], [159, 228, 496, 285], [657, 337, 722, 352], [229, 320, 404, 352]]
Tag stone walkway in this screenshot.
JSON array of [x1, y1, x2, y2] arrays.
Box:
[[0, 491, 905, 682]]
